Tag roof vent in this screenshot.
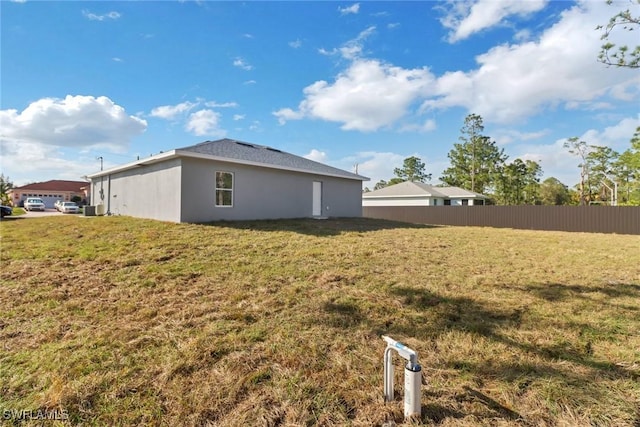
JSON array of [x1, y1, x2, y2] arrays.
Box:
[[265, 147, 282, 153], [235, 141, 256, 148]]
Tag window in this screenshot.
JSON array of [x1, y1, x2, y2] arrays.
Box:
[[215, 171, 233, 207], [444, 199, 451, 206], [462, 199, 469, 205]]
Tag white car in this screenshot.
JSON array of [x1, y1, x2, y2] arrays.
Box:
[[59, 202, 80, 214], [54, 200, 64, 211], [24, 198, 46, 211]]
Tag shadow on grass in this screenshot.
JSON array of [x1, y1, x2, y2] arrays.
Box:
[[524, 282, 640, 311], [387, 286, 637, 380], [201, 217, 438, 236], [319, 284, 638, 424]]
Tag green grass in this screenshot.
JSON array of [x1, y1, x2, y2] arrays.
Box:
[[1, 216, 639, 426], [8, 207, 25, 216]]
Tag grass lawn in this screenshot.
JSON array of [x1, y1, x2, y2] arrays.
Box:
[[0, 216, 638, 426]]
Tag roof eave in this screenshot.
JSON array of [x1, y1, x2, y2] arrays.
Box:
[[176, 150, 369, 181], [86, 148, 369, 182], [86, 151, 180, 179]]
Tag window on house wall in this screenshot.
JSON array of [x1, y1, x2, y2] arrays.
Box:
[[215, 171, 233, 207], [444, 199, 451, 206], [462, 199, 469, 205]]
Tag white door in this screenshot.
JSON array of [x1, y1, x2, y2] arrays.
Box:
[[312, 181, 322, 216]]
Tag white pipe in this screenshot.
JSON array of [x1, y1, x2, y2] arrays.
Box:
[[382, 336, 421, 419], [384, 347, 394, 402], [404, 363, 422, 417], [382, 335, 418, 366]]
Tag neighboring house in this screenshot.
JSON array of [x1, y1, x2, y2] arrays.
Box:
[[362, 181, 488, 206], [9, 180, 89, 208], [86, 138, 369, 223]]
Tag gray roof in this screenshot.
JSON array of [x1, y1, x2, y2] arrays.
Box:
[[177, 139, 367, 181], [363, 181, 487, 198], [87, 138, 368, 181]]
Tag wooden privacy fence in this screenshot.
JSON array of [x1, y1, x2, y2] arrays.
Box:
[[363, 206, 640, 235]]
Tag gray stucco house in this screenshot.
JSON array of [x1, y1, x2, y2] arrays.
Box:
[[86, 139, 368, 223]]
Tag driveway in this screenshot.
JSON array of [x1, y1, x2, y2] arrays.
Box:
[[4, 209, 79, 220]]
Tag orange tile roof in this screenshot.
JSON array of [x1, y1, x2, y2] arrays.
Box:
[[13, 180, 89, 192]]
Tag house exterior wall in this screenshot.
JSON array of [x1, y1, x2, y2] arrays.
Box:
[[362, 197, 432, 207], [363, 196, 482, 207], [180, 157, 362, 222], [91, 159, 182, 222]]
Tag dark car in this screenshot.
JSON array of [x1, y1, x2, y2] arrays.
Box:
[[0, 205, 12, 218]]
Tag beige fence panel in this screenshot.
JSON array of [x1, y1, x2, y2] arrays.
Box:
[[363, 206, 640, 235]]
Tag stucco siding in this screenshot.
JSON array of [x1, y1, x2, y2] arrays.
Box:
[[180, 158, 362, 222], [362, 197, 431, 207], [91, 159, 182, 222]]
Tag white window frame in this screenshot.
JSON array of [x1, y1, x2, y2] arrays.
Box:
[[215, 171, 234, 207]]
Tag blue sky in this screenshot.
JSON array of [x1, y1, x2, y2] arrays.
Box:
[[1, 0, 638, 189]]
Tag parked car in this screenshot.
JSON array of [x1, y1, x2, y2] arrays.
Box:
[[59, 202, 80, 214], [24, 198, 46, 211], [0, 205, 12, 218], [54, 200, 64, 211]]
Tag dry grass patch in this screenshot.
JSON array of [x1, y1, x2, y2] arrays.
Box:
[[0, 216, 639, 426]]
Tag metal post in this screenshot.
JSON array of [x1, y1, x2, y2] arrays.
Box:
[[382, 336, 421, 420]]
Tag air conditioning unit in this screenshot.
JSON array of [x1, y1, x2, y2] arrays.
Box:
[[95, 204, 105, 216], [83, 206, 96, 216]]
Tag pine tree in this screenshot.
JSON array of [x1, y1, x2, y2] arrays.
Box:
[[440, 114, 506, 194]]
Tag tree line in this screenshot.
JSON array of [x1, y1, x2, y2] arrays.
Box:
[[367, 114, 640, 206]]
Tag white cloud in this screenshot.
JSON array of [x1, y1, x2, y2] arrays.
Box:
[[289, 39, 302, 49], [185, 109, 224, 137], [423, 0, 640, 124], [273, 108, 304, 125], [493, 128, 550, 145], [303, 149, 328, 163], [340, 26, 376, 60], [343, 151, 406, 185], [0, 96, 146, 184], [0, 141, 100, 186], [273, 59, 434, 131], [82, 10, 121, 21], [339, 3, 360, 15], [0, 95, 146, 151], [243, 80, 256, 85], [439, 0, 548, 43], [278, 1, 639, 134], [578, 114, 640, 151], [204, 101, 238, 108], [318, 48, 337, 56], [150, 101, 196, 120], [508, 115, 640, 187], [233, 114, 245, 121], [112, 57, 123, 62], [233, 57, 253, 71], [399, 119, 437, 133]]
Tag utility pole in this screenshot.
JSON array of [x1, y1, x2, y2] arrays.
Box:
[[603, 173, 618, 206], [97, 156, 104, 201]]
